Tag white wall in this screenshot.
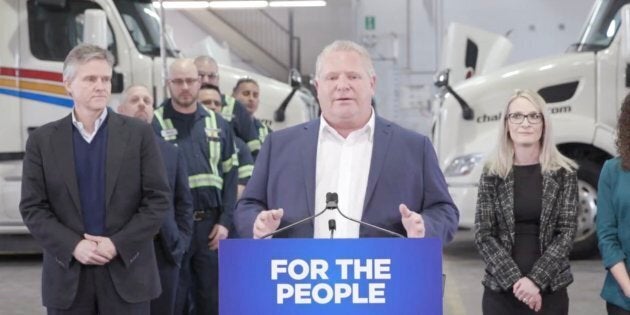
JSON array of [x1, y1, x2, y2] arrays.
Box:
[[263, 1, 356, 75], [163, 10, 258, 72]]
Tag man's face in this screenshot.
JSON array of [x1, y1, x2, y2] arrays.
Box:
[[315, 50, 375, 129], [168, 64, 200, 108], [196, 60, 220, 86], [199, 88, 223, 113], [234, 82, 260, 115], [119, 86, 154, 123], [64, 59, 112, 112]]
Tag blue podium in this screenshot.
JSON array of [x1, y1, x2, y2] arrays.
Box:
[[219, 238, 442, 315]]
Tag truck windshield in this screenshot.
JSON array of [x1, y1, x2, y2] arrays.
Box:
[[114, 0, 178, 57], [569, 0, 629, 52]]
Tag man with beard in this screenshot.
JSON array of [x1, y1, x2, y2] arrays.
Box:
[[153, 59, 237, 315], [118, 85, 193, 315]]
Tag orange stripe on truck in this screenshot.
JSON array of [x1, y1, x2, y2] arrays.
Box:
[[0, 78, 66, 96]]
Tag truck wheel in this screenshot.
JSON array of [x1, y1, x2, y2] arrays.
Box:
[[570, 160, 600, 258]]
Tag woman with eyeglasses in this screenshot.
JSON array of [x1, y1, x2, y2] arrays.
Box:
[[597, 93, 630, 314], [474, 89, 578, 314]]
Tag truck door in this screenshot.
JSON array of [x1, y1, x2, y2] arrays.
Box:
[[20, 0, 117, 141], [0, 0, 22, 155], [0, 0, 118, 224]]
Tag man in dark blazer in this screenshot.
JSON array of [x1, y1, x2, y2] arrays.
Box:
[[234, 40, 459, 243], [19, 44, 170, 314], [118, 84, 194, 315]]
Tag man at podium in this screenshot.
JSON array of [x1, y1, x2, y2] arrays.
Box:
[[234, 40, 458, 243]]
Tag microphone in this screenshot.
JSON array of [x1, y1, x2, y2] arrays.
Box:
[[328, 219, 336, 239], [326, 192, 338, 209], [327, 192, 406, 238], [261, 192, 340, 238]]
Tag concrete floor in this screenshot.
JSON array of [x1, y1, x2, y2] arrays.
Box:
[[0, 230, 610, 314], [443, 229, 607, 315]]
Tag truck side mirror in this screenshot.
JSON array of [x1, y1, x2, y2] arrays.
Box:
[[83, 9, 108, 49], [111, 72, 124, 93], [289, 69, 302, 88], [434, 69, 450, 88], [620, 5, 630, 64]]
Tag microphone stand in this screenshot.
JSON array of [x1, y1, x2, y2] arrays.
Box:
[[328, 219, 336, 239], [260, 206, 328, 239], [334, 206, 406, 238]]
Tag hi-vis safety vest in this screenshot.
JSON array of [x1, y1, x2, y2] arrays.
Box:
[[258, 122, 270, 143], [154, 106, 234, 190], [222, 95, 261, 153], [220, 95, 236, 123]]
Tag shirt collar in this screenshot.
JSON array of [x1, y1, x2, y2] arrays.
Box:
[[71, 107, 108, 129], [319, 108, 375, 142]]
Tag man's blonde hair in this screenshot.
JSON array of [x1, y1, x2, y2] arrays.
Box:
[[315, 40, 375, 79]]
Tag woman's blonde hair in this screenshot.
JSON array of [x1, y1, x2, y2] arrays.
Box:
[[485, 89, 576, 178]]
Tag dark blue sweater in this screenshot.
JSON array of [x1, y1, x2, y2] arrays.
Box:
[[73, 120, 108, 235]]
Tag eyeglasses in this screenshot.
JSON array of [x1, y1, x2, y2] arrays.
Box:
[[169, 78, 199, 86], [506, 112, 543, 124], [201, 99, 222, 107], [198, 72, 219, 79]]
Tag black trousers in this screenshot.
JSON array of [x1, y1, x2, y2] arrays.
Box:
[[174, 219, 219, 315], [150, 241, 180, 315], [608, 302, 630, 315], [482, 286, 568, 315], [47, 266, 149, 315]]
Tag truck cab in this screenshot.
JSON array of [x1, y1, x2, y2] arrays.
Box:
[[0, 0, 317, 251], [432, 0, 629, 257]]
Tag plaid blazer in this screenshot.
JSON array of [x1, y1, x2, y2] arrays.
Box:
[[474, 166, 578, 292]]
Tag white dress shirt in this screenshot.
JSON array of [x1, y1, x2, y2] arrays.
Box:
[[314, 110, 375, 238], [71, 108, 108, 143]]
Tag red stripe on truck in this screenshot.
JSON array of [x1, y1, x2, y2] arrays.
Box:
[[0, 67, 63, 82]]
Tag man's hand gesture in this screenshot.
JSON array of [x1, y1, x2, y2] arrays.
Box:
[[253, 208, 284, 239]]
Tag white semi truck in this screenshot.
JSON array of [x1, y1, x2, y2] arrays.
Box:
[[432, 0, 630, 257], [0, 0, 317, 252]]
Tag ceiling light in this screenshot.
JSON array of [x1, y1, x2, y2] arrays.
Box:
[[153, 0, 326, 10], [209, 1, 269, 9], [152, 1, 210, 9], [269, 1, 326, 7]]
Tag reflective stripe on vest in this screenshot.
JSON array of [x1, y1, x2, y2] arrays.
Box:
[[222, 153, 237, 173], [238, 164, 254, 180], [247, 139, 261, 152], [221, 96, 236, 122], [154, 107, 176, 141], [258, 124, 269, 143], [154, 106, 224, 190]]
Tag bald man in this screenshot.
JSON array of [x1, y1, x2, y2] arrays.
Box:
[[118, 85, 193, 315], [153, 59, 237, 315]]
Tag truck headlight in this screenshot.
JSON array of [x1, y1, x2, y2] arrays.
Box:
[[444, 153, 483, 177]]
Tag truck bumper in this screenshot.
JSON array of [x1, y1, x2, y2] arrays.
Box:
[[447, 183, 478, 229]]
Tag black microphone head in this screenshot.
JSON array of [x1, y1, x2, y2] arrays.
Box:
[[325, 192, 338, 209], [325, 192, 338, 203], [331, 192, 338, 203], [328, 219, 336, 231]]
